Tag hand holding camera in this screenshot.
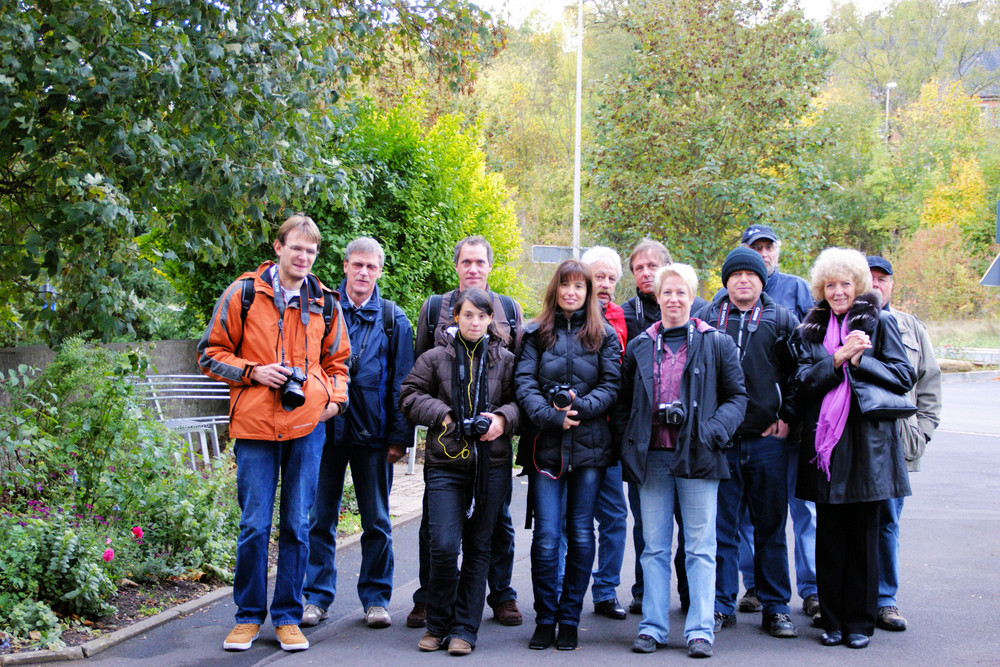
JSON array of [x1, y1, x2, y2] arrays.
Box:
[[547, 385, 580, 430]]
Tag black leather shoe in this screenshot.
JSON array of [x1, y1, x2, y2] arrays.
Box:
[[595, 599, 627, 620], [555, 623, 578, 650], [763, 612, 798, 638], [820, 631, 842, 646], [528, 624, 555, 650], [846, 633, 870, 649], [628, 596, 643, 615], [631, 634, 666, 653]]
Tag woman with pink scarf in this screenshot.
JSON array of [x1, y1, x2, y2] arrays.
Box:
[[792, 248, 914, 650]]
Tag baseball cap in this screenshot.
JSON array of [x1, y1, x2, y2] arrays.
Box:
[[867, 255, 893, 275], [741, 225, 778, 246]]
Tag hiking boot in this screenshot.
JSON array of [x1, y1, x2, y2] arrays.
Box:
[[493, 599, 523, 626], [448, 637, 473, 655], [418, 632, 443, 652], [223, 623, 260, 651], [802, 593, 820, 617], [687, 638, 713, 658], [365, 605, 391, 628], [301, 604, 328, 627], [763, 612, 798, 638], [407, 602, 427, 628], [876, 606, 908, 631], [275, 624, 309, 651], [738, 587, 762, 612], [714, 611, 736, 632]]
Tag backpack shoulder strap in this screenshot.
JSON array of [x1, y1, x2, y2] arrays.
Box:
[[498, 293, 518, 332], [237, 277, 256, 354], [381, 298, 396, 341], [427, 293, 443, 341]]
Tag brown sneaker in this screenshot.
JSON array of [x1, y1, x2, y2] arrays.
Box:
[[275, 624, 309, 651], [448, 637, 473, 655], [418, 632, 443, 652], [223, 623, 260, 651], [407, 602, 427, 628], [492, 599, 523, 626]]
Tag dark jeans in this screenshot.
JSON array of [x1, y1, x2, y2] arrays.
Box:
[[715, 435, 791, 615], [425, 466, 510, 646], [304, 441, 394, 611], [816, 501, 880, 637], [631, 478, 688, 604], [531, 466, 605, 626], [414, 468, 517, 607]]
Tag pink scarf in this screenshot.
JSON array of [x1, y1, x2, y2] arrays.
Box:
[[812, 311, 851, 481]]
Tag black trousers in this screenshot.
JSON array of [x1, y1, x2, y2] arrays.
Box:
[[815, 501, 880, 636]]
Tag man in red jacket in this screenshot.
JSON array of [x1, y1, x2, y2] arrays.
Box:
[[579, 246, 629, 619], [198, 214, 351, 653]]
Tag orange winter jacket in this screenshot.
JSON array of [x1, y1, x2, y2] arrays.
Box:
[[196, 261, 351, 442]]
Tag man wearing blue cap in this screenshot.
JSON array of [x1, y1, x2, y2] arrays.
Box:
[[868, 255, 942, 632], [721, 225, 819, 620]]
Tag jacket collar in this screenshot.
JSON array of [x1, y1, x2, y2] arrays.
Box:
[[339, 280, 382, 318], [799, 291, 882, 344]]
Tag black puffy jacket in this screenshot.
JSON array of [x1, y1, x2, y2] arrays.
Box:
[[792, 292, 915, 504], [515, 310, 622, 477]]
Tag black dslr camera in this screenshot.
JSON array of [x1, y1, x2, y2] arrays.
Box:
[[546, 384, 574, 409], [279, 365, 308, 411], [657, 400, 685, 426], [459, 415, 492, 437]]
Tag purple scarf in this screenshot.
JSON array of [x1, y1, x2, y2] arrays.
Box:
[[812, 311, 851, 481]]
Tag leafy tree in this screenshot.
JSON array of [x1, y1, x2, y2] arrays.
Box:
[[0, 0, 502, 345], [587, 0, 829, 277]]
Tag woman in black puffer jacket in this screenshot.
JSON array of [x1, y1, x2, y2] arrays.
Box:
[[515, 259, 621, 651]]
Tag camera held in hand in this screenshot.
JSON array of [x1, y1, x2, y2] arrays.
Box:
[[657, 400, 685, 426], [459, 415, 492, 438], [547, 384, 575, 409], [279, 365, 308, 411]]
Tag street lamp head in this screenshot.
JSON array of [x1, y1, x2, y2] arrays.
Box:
[[886, 81, 897, 89]]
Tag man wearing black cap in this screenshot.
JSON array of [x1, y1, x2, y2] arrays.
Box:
[[722, 225, 819, 620], [868, 256, 942, 633], [702, 247, 800, 638]]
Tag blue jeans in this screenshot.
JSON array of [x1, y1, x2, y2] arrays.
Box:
[[591, 463, 628, 603], [878, 496, 904, 607], [233, 426, 325, 627], [425, 466, 509, 647], [630, 479, 688, 603], [638, 451, 718, 644], [531, 467, 605, 626], [414, 469, 517, 607], [304, 440, 394, 611], [715, 436, 791, 615], [739, 437, 818, 599]]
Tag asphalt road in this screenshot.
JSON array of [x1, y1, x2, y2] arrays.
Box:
[[83, 380, 1000, 666]]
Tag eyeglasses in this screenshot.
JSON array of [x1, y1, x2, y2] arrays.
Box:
[[285, 245, 318, 257]]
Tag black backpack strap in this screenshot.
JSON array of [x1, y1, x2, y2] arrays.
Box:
[[427, 293, 443, 342], [498, 293, 518, 333], [381, 298, 396, 342], [236, 277, 256, 355]]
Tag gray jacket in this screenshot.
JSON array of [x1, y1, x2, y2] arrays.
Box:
[[889, 306, 942, 472]]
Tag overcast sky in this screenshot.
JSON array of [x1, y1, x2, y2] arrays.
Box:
[[478, 0, 888, 26]]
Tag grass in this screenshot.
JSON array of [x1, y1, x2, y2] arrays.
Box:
[[925, 317, 999, 353]]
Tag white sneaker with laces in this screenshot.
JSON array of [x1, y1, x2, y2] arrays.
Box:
[[301, 603, 328, 627], [365, 605, 391, 628]]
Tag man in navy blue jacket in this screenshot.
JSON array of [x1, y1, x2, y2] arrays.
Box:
[[302, 236, 415, 629]]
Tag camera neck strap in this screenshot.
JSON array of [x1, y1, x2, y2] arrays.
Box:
[[452, 333, 490, 442], [717, 298, 762, 364], [654, 321, 693, 407], [271, 269, 311, 373]]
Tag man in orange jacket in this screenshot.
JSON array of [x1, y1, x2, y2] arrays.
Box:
[[197, 214, 351, 653]]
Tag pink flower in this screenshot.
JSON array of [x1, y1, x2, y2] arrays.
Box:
[[131, 526, 144, 540], [105, 537, 112, 545], [102, 548, 115, 562]]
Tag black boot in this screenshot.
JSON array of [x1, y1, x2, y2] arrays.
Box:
[[556, 623, 578, 650], [529, 624, 555, 650]]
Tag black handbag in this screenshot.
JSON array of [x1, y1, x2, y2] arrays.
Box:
[[847, 369, 917, 420]]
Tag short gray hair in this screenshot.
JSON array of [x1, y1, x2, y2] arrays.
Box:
[[344, 236, 385, 267], [580, 246, 623, 279]]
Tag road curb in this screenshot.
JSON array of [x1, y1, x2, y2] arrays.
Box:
[[1, 507, 425, 665], [941, 369, 1000, 383]]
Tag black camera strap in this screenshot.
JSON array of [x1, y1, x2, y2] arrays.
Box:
[[717, 298, 762, 364], [451, 333, 489, 444], [271, 270, 311, 374]]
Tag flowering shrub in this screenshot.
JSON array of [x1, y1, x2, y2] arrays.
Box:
[[0, 339, 240, 644]]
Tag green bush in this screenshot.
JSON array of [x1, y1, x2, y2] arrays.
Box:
[[0, 339, 240, 639]]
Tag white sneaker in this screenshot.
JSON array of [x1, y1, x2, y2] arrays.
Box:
[[365, 605, 391, 628], [301, 603, 328, 627]]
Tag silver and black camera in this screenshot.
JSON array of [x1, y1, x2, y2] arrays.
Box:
[[547, 384, 574, 409], [459, 415, 492, 437], [279, 365, 308, 411], [656, 400, 685, 426]]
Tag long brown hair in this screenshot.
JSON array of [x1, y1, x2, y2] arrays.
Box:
[[533, 260, 606, 352]]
